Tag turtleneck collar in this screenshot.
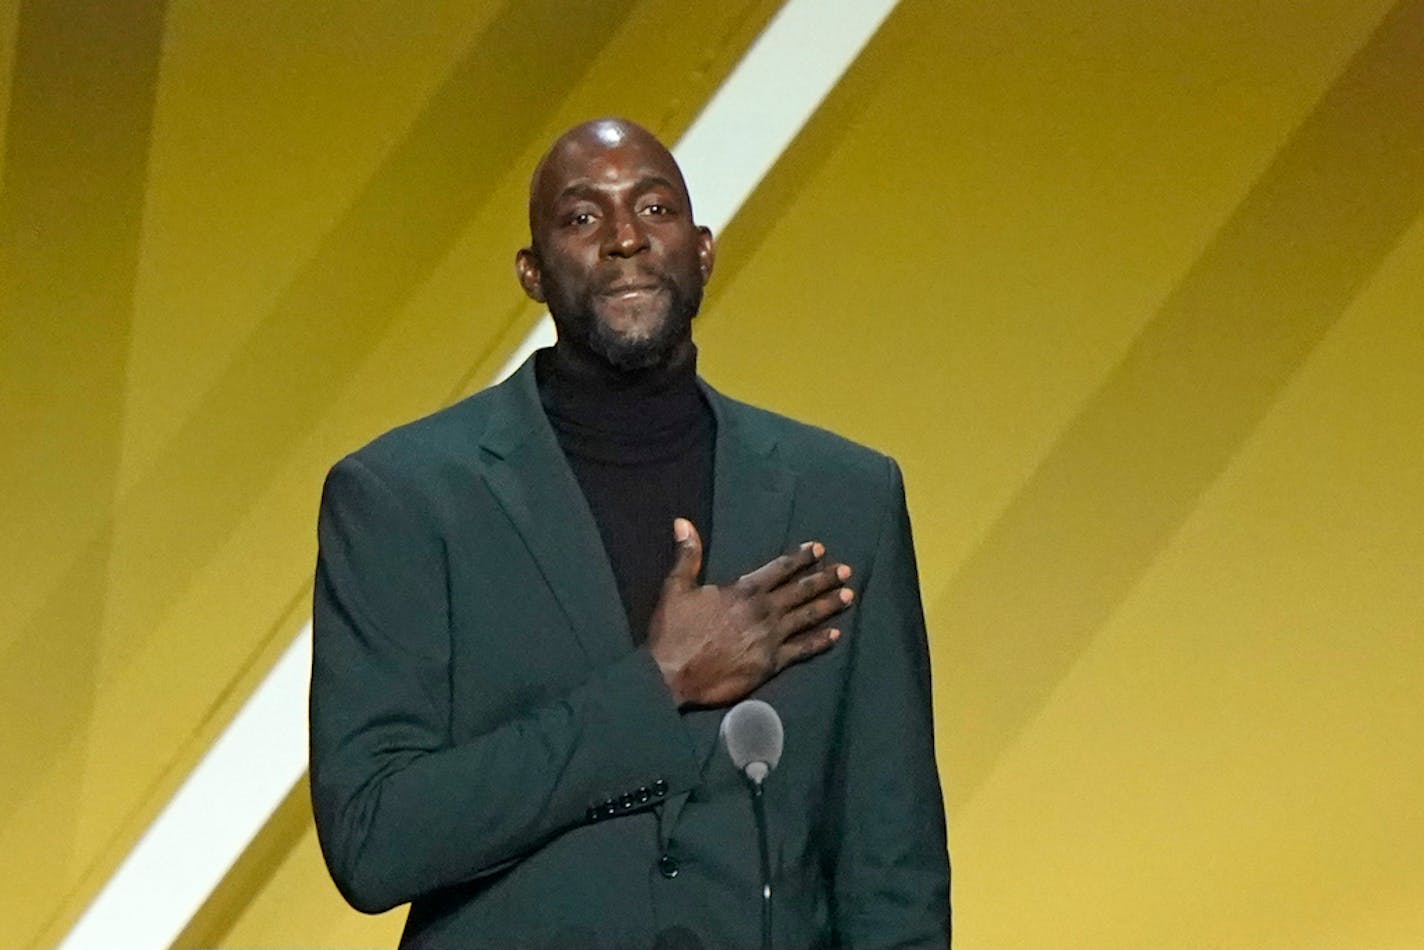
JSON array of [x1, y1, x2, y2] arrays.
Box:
[[535, 339, 711, 464]]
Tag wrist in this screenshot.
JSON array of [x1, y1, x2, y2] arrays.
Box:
[[646, 645, 688, 708]]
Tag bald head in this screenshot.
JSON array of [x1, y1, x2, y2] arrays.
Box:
[[527, 118, 694, 239], [515, 117, 714, 372]]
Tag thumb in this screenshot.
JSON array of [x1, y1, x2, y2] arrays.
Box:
[[665, 517, 703, 590]]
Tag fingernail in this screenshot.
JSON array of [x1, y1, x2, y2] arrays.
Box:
[[839, 588, 854, 604], [828, 628, 841, 641], [812, 542, 825, 559], [836, 564, 851, 581], [674, 519, 690, 541]]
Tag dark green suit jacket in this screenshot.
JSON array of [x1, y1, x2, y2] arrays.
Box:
[[310, 354, 949, 948]]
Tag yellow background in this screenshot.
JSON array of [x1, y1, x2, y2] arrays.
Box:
[[2, 0, 1421, 947]]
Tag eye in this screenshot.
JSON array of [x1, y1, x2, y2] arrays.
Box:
[[566, 210, 596, 227], [640, 201, 675, 216]]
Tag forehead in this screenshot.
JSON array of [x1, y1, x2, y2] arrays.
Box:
[[534, 134, 688, 206]]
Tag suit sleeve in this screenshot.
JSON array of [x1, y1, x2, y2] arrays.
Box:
[[309, 454, 703, 914], [831, 456, 952, 946]]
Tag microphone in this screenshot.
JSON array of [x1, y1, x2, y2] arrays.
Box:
[[720, 698, 784, 785], [721, 699, 783, 950]]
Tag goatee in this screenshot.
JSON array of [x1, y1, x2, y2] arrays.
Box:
[[570, 281, 702, 373]]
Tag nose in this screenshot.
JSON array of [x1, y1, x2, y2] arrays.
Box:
[[604, 206, 648, 258]]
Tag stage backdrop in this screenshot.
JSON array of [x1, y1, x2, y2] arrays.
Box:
[[2, 0, 1421, 947]]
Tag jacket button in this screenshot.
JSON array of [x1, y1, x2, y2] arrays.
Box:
[[657, 853, 679, 879]]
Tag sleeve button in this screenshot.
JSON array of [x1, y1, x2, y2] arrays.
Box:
[[657, 853, 680, 879], [652, 779, 668, 797]]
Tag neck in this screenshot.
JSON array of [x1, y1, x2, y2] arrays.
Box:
[[549, 335, 696, 385], [537, 336, 704, 444]]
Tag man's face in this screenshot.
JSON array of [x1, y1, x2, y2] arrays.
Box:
[[517, 123, 714, 371]]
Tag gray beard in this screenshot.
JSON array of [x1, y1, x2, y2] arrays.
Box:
[[586, 313, 686, 371], [575, 283, 702, 372]]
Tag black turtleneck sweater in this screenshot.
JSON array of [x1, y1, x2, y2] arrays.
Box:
[[536, 344, 715, 645]]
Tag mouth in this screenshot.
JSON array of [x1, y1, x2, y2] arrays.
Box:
[[601, 282, 664, 298], [598, 269, 668, 296]]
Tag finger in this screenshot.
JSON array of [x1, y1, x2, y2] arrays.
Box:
[[738, 540, 824, 593], [774, 625, 843, 670], [776, 585, 854, 639], [663, 517, 703, 591], [769, 561, 852, 612]]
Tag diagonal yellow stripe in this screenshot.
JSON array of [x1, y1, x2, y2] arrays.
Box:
[[937, 0, 1424, 810]]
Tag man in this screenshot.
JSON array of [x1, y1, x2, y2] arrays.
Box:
[[310, 118, 949, 948]]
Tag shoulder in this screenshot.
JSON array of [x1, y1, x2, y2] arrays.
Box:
[[352, 389, 492, 466], [706, 385, 903, 496], [327, 373, 523, 495]]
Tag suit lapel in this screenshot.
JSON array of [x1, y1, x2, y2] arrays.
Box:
[[478, 357, 632, 667], [700, 389, 799, 589], [660, 385, 799, 837]]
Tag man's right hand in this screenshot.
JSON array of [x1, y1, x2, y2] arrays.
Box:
[[647, 518, 854, 708]]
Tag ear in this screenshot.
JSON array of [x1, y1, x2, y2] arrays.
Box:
[[515, 247, 546, 302], [695, 226, 716, 283]]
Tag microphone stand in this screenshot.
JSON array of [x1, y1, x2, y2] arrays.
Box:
[[722, 700, 783, 950], [747, 764, 773, 950]]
